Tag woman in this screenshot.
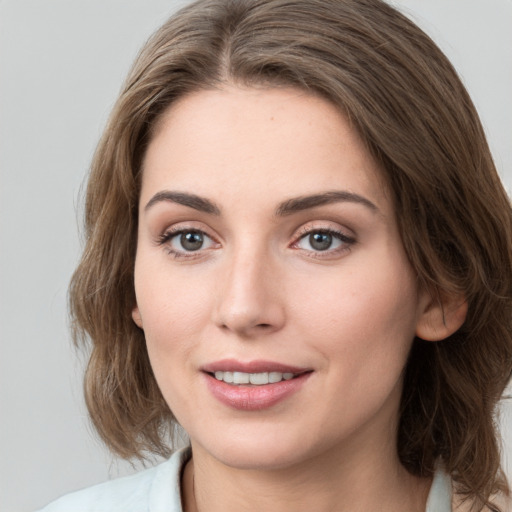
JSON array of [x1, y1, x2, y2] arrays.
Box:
[[39, 0, 512, 510]]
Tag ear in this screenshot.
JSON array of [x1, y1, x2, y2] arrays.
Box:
[[415, 289, 468, 342], [132, 305, 143, 329]]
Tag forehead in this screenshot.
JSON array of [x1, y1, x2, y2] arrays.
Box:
[[141, 86, 389, 214]]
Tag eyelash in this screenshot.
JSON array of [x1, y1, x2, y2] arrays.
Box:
[[156, 225, 356, 259], [157, 226, 218, 259], [291, 226, 356, 258]]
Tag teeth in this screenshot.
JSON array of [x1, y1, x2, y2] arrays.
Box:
[[269, 371, 282, 383], [233, 371, 250, 384], [250, 372, 268, 385], [213, 371, 297, 385]]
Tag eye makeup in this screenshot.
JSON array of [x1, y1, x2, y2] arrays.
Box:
[[290, 224, 356, 260], [156, 224, 220, 259], [155, 219, 357, 262]]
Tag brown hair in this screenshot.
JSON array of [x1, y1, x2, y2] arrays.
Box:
[[70, 0, 512, 509]]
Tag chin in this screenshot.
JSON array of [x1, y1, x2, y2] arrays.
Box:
[[213, 446, 306, 471], [190, 427, 325, 471]]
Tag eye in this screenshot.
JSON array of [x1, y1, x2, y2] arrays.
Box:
[[302, 232, 338, 251], [158, 228, 217, 257], [293, 228, 355, 255], [174, 231, 207, 251]]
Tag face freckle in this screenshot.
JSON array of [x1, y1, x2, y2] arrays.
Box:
[[133, 85, 431, 471]]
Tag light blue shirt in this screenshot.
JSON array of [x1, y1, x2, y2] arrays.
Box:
[[37, 447, 452, 511]]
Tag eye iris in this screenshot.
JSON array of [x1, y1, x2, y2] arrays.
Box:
[[309, 232, 332, 251], [180, 231, 203, 251]]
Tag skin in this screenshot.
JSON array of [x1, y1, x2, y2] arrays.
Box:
[[132, 85, 466, 512]]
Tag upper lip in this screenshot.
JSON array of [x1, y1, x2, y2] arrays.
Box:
[[201, 359, 311, 374]]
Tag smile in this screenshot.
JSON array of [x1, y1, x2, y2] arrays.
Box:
[[202, 360, 313, 411], [213, 371, 296, 385]]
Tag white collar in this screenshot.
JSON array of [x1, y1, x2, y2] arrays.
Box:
[[426, 466, 452, 512]]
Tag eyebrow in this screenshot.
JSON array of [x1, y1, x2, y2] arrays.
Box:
[[275, 191, 378, 216], [144, 189, 378, 217], [144, 191, 221, 215]]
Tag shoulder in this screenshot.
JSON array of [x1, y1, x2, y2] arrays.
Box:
[[452, 484, 512, 512], [36, 447, 190, 512], [452, 496, 512, 512], [426, 468, 511, 512], [37, 466, 158, 512]]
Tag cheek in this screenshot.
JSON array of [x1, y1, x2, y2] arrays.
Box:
[[292, 261, 419, 426], [133, 258, 214, 418], [133, 256, 213, 362], [289, 252, 419, 367]]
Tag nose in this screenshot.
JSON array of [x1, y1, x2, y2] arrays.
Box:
[[213, 246, 285, 338]]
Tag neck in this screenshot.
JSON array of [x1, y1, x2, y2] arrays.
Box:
[[181, 428, 431, 512]]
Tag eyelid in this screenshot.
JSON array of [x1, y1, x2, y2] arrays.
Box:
[[156, 219, 219, 240], [290, 221, 356, 257], [292, 220, 355, 241], [154, 220, 355, 259], [156, 222, 221, 258]]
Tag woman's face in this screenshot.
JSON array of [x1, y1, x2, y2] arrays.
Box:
[[133, 86, 431, 470]]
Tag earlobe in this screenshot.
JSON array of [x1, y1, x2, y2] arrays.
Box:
[[132, 306, 143, 329], [415, 290, 468, 342]]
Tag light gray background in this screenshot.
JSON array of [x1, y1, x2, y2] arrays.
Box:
[[1, 1, 511, 510]]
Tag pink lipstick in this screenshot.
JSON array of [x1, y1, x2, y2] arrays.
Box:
[[202, 359, 312, 411]]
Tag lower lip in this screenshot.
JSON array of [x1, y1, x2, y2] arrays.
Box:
[[204, 372, 312, 411]]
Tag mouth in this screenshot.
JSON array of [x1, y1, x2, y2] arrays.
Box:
[[209, 370, 306, 386], [201, 359, 313, 410], [201, 359, 312, 385]]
